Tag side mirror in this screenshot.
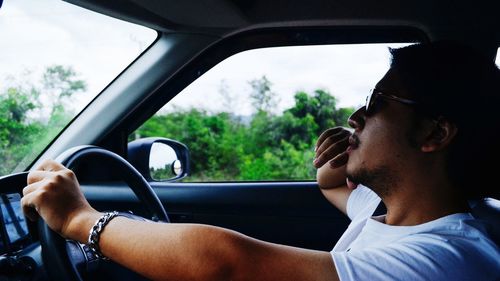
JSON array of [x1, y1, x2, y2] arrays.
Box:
[[128, 137, 190, 182]]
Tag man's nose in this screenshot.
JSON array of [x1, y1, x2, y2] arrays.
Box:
[[348, 107, 366, 130]]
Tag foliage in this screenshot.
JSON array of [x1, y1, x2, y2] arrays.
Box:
[[150, 165, 175, 181], [134, 77, 355, 181], [0, 65, 86, 175], [1, 70, 354, 182], [249, 75, 279, 114]]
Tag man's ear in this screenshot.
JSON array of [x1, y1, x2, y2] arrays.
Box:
[[421, 117, 458, 152]]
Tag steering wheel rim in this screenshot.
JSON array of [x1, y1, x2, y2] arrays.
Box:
[[39, 145, 169, 281]]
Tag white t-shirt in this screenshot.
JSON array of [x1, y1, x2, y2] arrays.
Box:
[[331, 185, 500, 281]]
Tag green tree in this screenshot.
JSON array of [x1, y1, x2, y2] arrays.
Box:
[[0, 65, 86, 175], [287, 89, 354, 135], [270, 111, 318, 148], [266, 89, 355, 152], [133, 78, 355, 182], [238, 140, 316, 180], [133, 109, 246, 181], [42, 65, 87, 126], [0, 85, 43, 175], [249, 75, 279, 114]]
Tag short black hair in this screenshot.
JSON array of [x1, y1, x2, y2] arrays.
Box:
[[389, 41, 500, 199]]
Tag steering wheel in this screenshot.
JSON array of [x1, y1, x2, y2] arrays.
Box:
[[38, 145, 169, 281]]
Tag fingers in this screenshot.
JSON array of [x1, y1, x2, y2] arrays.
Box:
[[23, 159, 73, 221], [314, 135, 349, 168], [22, 179, 53, 221], [329, 151, 349, 168], [314, 127, 351, 168], [35, 159, 66, 172], [28, 160, 73, 185], [21, 187, 42, 221], [316, 132, 349, 157], [21, 159, 93, 239], [27, 170, 53, 185], [315, 127, 345, 150]]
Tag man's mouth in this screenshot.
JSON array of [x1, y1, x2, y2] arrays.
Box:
[[346, 135, 359, 153], [346, 176, 359, 189]]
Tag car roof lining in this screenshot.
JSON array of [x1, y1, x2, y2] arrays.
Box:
[[64, 0, 499, 44]]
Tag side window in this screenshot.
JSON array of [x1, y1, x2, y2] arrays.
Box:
[[130, 43, 407, 182]]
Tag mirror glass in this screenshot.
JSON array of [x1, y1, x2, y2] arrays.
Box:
[[149, 142, 182, 181]]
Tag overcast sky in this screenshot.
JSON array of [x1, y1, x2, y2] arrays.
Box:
[[0, 0, 156, 112], [1, 0, 499, 117], [168, 44, 399, 115]]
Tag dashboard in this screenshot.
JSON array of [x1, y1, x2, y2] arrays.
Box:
[[0, 190, 43, 280], [0, 193, 30, 255]]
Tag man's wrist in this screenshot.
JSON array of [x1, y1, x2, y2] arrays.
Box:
[[66, 210, 103, 243], [317, 164, 347, 189]]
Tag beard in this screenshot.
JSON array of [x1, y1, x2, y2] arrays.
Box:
[[347, 165, 399, 198]]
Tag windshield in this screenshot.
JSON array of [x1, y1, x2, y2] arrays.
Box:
[[0, 0, 156, 176]]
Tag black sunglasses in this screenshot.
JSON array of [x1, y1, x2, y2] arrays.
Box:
[[365, 89, 418, 116]]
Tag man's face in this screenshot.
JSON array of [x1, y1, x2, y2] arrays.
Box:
[[345, 68, 421, 197]]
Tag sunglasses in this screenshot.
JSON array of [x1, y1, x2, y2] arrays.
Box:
[[365, 89, 418, 116]]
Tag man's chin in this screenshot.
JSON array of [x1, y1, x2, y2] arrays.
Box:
[[346, 162, 364, 190]]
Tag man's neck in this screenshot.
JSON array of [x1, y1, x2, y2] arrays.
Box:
[[381, 183, 470, 226]]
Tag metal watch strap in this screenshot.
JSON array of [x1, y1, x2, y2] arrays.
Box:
[[87, 211, 119, 259]]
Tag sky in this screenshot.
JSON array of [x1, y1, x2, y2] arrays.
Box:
[[168, 44, 400, 115], [1, 0, 499, 117], [0, 0, 156, 113]]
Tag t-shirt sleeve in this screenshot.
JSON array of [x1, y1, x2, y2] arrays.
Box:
[[345, 185, 381, 221], [331, 236, 500, 281]]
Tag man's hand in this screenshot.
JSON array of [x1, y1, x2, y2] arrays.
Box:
[[314, 127, 352, 169], [21, 159, 99, 242], [314, 127, 354, 214]]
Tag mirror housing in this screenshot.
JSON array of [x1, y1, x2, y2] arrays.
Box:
[[128, 137, 190, 182]]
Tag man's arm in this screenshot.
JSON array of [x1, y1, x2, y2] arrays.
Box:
[[22, 160, 339, 281], [314, 127, 354, 215], [72, 215, 338, 281], [317, 164, 352, 216]]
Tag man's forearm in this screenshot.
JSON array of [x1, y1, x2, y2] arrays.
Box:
[[72, 214, 236, 281], [316, 164, 347, 189], [70, 213, 339, 281], [316, 164, 353, 215]]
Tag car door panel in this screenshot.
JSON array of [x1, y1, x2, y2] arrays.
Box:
[[82, 182, 350, 251]]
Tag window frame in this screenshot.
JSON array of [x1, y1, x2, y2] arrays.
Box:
[[123, 27, 426, 135], [97, 27, 428, 179]]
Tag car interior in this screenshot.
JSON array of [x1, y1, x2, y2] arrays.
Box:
[[0, 0, 498, 280]]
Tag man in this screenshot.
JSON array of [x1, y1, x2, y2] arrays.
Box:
[[22, 42, 499, 280]]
